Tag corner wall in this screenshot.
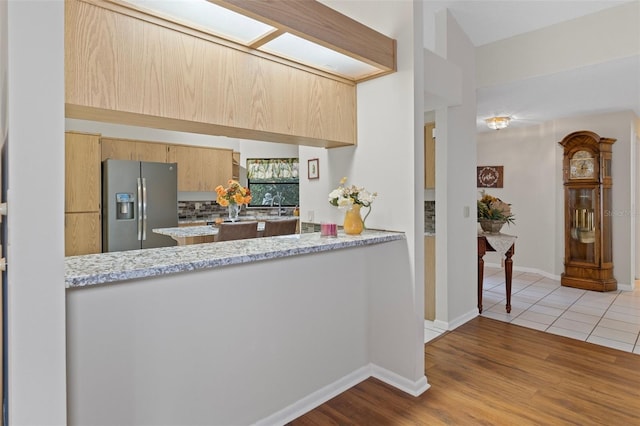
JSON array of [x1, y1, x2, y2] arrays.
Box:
[[7, 1, 67, 423], [433, 10, 479, 328]]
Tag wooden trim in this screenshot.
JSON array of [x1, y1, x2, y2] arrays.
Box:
[[66, 105, 355, 149], [90, 0, 375, 84], [212, 0, 396, 73]]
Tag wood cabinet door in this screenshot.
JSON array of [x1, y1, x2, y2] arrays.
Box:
[[168, 145, 233, 191], [101, 138, 136, 161], [65, 212, 102, 256], [102, 138, 167, 163], [424, 236, 436, 320], [202, 148, 233, 191], [65, 132, 101, 212], [135, 141, 168, 163], [168, 145, 202, 191], [424, 122, 435, 189], [232, 151, 240, 180]]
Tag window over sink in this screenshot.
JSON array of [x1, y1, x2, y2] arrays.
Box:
[[247, 158, 299, 207]]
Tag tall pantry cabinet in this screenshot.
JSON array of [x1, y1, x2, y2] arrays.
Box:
[[65, 132, 102, 256]]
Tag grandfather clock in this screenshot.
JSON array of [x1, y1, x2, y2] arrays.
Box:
[[560, 130, 616, 291]]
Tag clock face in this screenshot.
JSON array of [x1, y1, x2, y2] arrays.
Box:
[[569, 151, 595, 179]]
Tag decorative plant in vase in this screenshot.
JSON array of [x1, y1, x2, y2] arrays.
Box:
[[477, 190, 515, 233], [328, 177, 377, 235], [215, 180, 252, 222]]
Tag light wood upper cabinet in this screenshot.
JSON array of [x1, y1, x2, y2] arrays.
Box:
[[65, 212, 101, 256], [425, 122, 435, 189], [65, 0, 357, 148], [167, 145, 233, 192], [65, 131, 101, 212], [101, 138, 168, 163]]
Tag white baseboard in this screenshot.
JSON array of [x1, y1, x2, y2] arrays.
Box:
[[618, 282, 634, 291], [424, 319, 447, 332], [254, 366, 370, 426], [486, 263, 636, 292], [484, 263, 561, 281], [370, 364, 430, 397], [254, 364, 429, 426], [447, 308, 479, 330], [425, 309, 477, 332]]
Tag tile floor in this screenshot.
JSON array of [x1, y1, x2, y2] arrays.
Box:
[[425, 267, 640, 355]]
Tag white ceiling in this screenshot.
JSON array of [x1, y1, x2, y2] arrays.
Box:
[[422, 0, 640, 132]]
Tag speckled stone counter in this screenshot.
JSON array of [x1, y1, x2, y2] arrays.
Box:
[[154, 225, 221, 238], [154, 223, 266, 239], [65, 230, 405, 288]]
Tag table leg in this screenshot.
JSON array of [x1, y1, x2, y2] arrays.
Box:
[[478, 253, 484, 314], [504, 249, 513, 313]]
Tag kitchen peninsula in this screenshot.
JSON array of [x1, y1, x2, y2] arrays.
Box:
[[65, 230, 422, 425], [65, 229, 402, 287]]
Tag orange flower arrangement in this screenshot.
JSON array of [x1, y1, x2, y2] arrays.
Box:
[[215, 180, 252, 207]]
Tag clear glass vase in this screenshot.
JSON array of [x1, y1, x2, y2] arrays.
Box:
[[228, 203, 241, 222]]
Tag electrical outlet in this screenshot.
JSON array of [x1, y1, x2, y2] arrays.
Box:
[[195, 202, 201, 210], [307, 210, 314, 222]]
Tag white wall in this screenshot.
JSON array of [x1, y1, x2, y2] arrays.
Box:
[[636, 119, 640, 280], [0, 0, 5, 147], [67, 239, 422, 425], [7, 1, 67, 424], [478, 110, 638, 289], [432, 10, 479, 329], [476, 1, 640, 88], [314, 0, 425, 382]]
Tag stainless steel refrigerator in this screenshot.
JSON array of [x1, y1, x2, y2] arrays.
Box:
[[103, 159, 178, 252]]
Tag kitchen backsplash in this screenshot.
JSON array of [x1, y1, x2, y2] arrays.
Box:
[[178, 201, 219, 219], [179, 200, 434, 232], [425, 201, 435, 233], [178, 201, 293, 220]]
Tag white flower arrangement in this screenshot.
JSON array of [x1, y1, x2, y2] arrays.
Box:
[[328, 177, 377, 209]]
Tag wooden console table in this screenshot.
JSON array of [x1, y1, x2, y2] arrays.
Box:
[[477, 234, 516, 314]]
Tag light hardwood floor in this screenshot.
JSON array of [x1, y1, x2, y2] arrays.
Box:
[[290, 317, 640, 425]]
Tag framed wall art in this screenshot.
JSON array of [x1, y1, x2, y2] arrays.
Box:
[[308, 158, 319, 180], [477, 165, 504, 188]]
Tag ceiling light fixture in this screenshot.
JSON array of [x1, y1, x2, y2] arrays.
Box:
[[485, 116, 511, 130]]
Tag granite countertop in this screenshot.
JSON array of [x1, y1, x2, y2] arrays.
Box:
[[424, 232, 436, 237], [65, 230, 405, 288], [155, 225, 219, 237], [155, 223, 267, 238]]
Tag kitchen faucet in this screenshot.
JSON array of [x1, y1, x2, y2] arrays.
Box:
[[271, 192, 284, 216]]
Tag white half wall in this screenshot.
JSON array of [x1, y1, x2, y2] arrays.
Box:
[[66, 239, 424, 425]]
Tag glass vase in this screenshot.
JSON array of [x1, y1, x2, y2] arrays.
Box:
[[343, 204, 364, 235], [228, 203, 241, 222]]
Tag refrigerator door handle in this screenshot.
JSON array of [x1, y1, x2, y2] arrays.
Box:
[[137, 177, 143, 241], [142, 177, 148, 241]]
